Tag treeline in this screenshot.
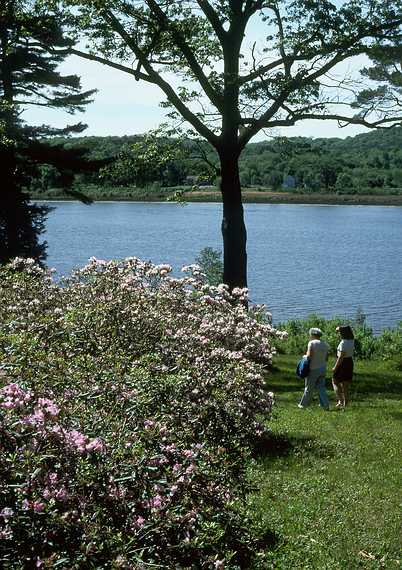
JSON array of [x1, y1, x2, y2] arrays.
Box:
[[240, 128, 402, 193], [33, 127, 402, 196]]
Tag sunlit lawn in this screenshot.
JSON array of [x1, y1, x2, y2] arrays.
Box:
[[248, 355, 402, 569]]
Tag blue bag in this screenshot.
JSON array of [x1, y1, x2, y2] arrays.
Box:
[[296, 356, 310, 379]]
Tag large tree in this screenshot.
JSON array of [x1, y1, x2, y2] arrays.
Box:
[[54, 0, 401, 288], [0, 0, 95, 264]]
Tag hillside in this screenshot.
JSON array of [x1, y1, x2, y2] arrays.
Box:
[[35, 127, 402, 196]]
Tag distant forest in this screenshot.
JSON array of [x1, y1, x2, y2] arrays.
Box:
[[34, 127, 402, 196]]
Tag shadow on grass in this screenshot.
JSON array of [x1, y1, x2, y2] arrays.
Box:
[[387, 411, 402, 422], [350, 369, 402, 398], [268, 382, 303, 393], [252, 432, 340, 460], [255, 528, 278, 550], [252, 432, 297, 458], [225, 527, 279, 568]]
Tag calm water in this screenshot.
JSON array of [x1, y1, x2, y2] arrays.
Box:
[[39, 201, 402, 332]]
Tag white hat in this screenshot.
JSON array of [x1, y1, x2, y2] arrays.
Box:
[[309, 327, 323, 337]]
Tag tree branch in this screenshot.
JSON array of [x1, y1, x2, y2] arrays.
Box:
[[42, 46, 154, 83], [241, 111, 402, 136], [272, 3, 291, 79], [102, 9, 220, 147], [15, 100, 54, 107], [291, 113, 402, 129], [240, 13, 402, 86], [239, 55, 305, 85], [238, 88, 293, 147], [239, 41, 396, 147], [144, 0, 224, 113], [196, 0, 227, 42]]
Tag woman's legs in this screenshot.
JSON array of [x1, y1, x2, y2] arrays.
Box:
[[332, 380, 342, 406], [343, 381, 350, 406], [333, 382, 350, 407]]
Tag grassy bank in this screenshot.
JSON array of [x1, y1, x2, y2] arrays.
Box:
[[31, 185, 402, 206], [249, 354, 402, 569], [190, 191, 402, 206]]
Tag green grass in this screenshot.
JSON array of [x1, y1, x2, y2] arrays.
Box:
[[30, 185, 402, 205], [248, 355, 402, 569]]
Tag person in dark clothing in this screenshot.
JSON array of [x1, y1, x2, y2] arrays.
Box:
[[332, 325, 354, 408]]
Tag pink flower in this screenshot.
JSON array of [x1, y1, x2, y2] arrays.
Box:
[[33, 501, 45, 513], [65, 429, 88, 453], [86, 438, 105, 452], [134, 515, 145, 529], [1, 383, 21, 396], [37, 398, 60, 417], [0, 383, 31, 410], [48, 472, 58, 484], [1, 399, 19, 410], [51, 425, 63, 436], [54, 488, 68, 501], [0, 508, 14, 520], [148, 494, 163, 509], [22, 409, 45, 426]]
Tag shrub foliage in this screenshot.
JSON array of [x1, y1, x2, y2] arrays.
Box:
[[0, 257, 285, 568], [277, 312, 402, 363]]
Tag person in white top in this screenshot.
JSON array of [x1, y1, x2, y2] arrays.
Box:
[[332, 325, 355, 408], [298, 328, 330, 410]]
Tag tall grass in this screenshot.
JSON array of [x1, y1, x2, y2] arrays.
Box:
[[276, 312, 402, 365]]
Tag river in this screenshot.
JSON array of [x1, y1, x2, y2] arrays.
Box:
[[38, 201, 402, 332]]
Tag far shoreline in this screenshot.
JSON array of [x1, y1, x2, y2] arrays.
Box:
[[32, 189, 402, 207]]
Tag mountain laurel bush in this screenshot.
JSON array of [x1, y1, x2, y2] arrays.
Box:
[[0, 257, 285, 569]]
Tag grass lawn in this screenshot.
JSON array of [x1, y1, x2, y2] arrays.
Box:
[[248, 354, 402, 569]]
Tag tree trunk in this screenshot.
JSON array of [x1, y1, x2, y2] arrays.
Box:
[[0, 9, 48, 265], [219, 150, 247, 290], [0, 142, 47, 264]]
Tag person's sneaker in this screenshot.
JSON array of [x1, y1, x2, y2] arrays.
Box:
[[297, 404, 305, 409]]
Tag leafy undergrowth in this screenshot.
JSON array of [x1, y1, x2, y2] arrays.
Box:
[[248, 355, 402, 569], [0, 257, 286, 569]]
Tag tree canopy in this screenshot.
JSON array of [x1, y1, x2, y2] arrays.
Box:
[[56, 0, 402, 139], [0, 0, 96, 264]]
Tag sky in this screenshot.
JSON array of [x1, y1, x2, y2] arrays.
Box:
[[22, 3, 372, 143]]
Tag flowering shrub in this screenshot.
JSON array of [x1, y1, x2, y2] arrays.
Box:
[[0, 257, 285, 568]]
